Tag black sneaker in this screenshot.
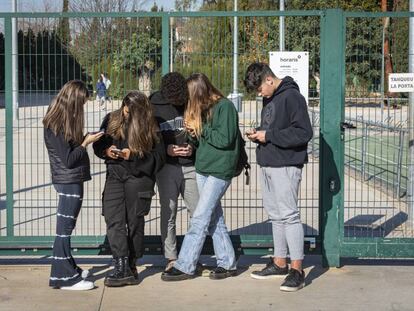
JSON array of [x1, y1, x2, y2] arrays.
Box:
[[161, 267, 194, 282], [280, 269, 305, 292], [250, 259, 288, 279], [209, 267, 237, 280], [195, 262, 204, 276], [164, 260, 176, 273]]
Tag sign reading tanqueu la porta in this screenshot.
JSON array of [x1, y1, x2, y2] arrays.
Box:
[[389, 73, 414, 92]]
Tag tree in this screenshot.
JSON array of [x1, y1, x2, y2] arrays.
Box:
[[391, 0, 409, 76], [69, 0, 150, 35], [175, 0, 198, 11], [57, 0, 71, 45], [180, 0, 389, 96]]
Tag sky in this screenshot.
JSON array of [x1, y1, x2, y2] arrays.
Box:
[[0, 0, 192, 12]]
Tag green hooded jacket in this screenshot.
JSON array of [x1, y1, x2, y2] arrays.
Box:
[[190, 98, 240, 180]]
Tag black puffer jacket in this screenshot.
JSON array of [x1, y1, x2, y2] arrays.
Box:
[[44, 128, 91, 184]]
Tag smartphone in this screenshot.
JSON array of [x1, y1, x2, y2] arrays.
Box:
[[111, 148, 124, 155], [88, 130, 104, 135], [245, 129, 256, 136], [176, 143, 189, 148]]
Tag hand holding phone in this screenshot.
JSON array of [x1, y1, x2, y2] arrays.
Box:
[[106, 146, 123, 159], [174, 143, 193, 157], [111, 148, 124, 156], [245, 128, 256, 137]]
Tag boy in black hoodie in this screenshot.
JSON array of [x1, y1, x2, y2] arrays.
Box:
[[150, 72, 200, 272], [244, 63, 313, 292]]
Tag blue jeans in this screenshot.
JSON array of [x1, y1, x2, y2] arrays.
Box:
[[174, 174, 236, 274]]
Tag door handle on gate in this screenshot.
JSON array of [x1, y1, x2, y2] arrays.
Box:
[[340, 121, 356, 130], [329, 178, 336, 193]]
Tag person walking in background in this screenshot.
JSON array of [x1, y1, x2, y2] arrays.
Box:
[[244, 62, 313, 292], [161, 73, 239, 281], [150, 72, 200, 272], [93, 91, 165, 287], [102, 73, 112, 102], [43, 80, 103, 291], [96, 77, 107, 110]]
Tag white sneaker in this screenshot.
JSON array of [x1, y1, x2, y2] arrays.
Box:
[[60, 280, 95, 291]]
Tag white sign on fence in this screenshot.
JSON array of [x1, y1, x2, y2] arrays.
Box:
[[269, 51, 309, 103], [389, 73, 414, 93]]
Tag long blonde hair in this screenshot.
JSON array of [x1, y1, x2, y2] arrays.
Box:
[[43, 80, 89, 144], [106, 91, 158, 157], [184, 73, 224, 138]]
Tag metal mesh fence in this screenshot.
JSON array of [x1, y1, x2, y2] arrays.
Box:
[[170, 15, 320, 237], [344, 16, 413, 239], [7, 16, 162, 237], [0, 14, 320, 241]]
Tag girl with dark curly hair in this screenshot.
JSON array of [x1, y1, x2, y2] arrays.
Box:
[[150, 72, 200, 272]]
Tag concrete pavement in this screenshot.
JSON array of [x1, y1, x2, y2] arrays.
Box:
[[1, 255, 414, 311]]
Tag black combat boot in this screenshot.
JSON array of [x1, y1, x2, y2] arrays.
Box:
[[104, 257, 139, 287]]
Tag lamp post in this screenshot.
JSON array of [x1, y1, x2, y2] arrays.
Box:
[[280, 0, 285, 51], [170, 9, 174, 72], [228, 0, 242, 111]]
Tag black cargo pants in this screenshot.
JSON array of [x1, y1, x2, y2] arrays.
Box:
[[103, 165, 155, 258]]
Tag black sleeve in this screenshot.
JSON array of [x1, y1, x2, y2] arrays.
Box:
[[45, 128, 87, 169], [93, 113, 113, 159], [265, 92, 313, 148], [128, 134, 166, 177], [187, 132, 199, 148]]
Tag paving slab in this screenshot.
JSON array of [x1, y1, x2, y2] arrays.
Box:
[[1, 255, 414, 311]]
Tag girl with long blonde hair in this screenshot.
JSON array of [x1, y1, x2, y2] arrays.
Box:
[[93, 91, 165, 287], [162, 73, 240, 281], [44, 80, 103, 290]]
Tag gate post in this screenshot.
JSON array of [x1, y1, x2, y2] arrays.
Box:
[[4, 16, 14, 237], [319, 9, 345, 267], [161, 13, 170, 76]]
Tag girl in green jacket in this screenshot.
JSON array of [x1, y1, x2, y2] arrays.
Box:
[[161, 73, 240, 281]]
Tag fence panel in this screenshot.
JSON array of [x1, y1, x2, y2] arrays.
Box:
[[342, 13, 414, 257], [1, 16, 163, 242], [170, 14, 321, 243], [0, 11, 321, 255]]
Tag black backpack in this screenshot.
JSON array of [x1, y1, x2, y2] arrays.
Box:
[[234, 131, 251, 185]]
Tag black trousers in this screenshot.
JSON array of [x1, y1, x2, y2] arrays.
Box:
[[103, 166, 154, 258], [49, 183, 84, 288]]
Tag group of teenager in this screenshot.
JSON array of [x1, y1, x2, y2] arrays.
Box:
[[43, 62, 313, 293]]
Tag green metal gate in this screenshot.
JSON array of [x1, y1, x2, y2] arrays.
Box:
[[319, 9, 414, 267], [340, 10, 414, 262], [1, 10, 413, 266]]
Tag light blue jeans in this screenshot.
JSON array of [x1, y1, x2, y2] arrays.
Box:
[[174, 173, 236, 274]]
